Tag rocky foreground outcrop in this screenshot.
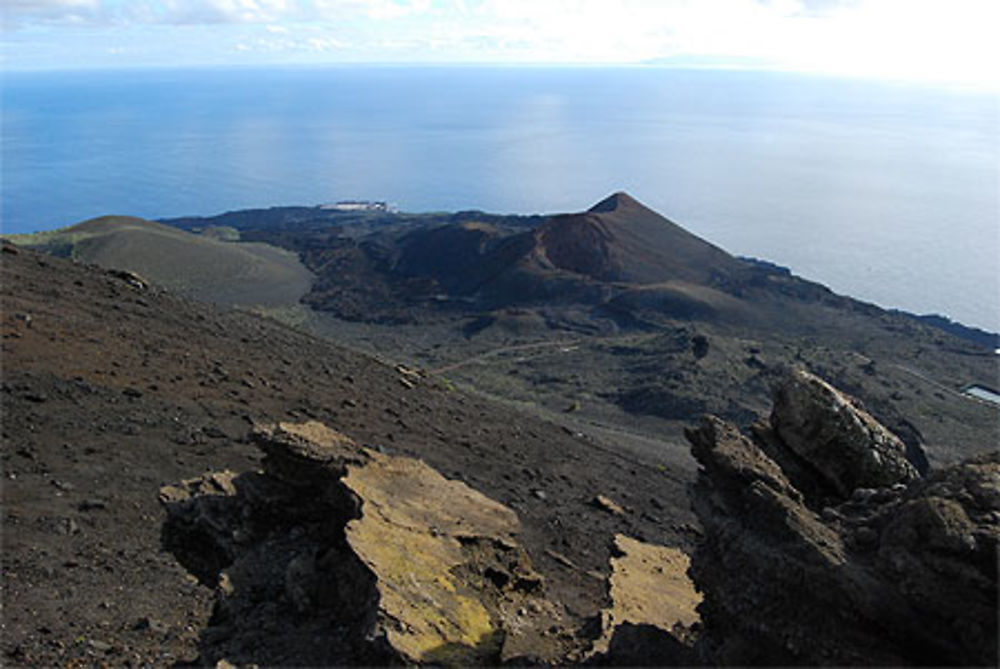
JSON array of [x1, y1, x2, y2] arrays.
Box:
[[160, 421, 701, 666], [160, 421, 559, 664], [686, 369, 998, 666], [158, 371, 997, 666]]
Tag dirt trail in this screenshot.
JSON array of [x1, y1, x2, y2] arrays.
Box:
[[428, 339, 581, 374]]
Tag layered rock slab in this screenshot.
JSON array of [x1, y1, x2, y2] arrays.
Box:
[[340, 445, 562, 664], [686, 370, 998, 666], [160, 421, 569, 665], [589, 534, 702, 665]]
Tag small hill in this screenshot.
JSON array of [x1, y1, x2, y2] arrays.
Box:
[[528, 192, 744, 286], [331, 192, 750, 315], [6, 215, 313, 309], [447, 192, 752, 315]]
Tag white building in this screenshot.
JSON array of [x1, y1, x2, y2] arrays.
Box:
[[320, 200, 394, 212]]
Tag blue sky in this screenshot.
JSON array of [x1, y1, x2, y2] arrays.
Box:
[[2, 0, 998, 87]]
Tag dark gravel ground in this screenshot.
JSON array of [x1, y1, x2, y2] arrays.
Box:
[[1, 244, 696, 666]]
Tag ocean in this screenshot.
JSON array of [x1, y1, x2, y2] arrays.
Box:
[[2, 66, 997, 332]]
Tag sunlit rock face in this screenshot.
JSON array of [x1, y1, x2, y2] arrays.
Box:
[[160, 421, 571, 665], [586, 533, 702, 666], [770, 369, 920, 496]]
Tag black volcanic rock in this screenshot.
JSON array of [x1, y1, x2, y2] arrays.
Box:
[[685, 371, 999, 666], [770, 369, 920, 498], [393, 221, 536, 295]]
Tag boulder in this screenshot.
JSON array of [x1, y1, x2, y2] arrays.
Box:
[[771, 369, 919, 498]]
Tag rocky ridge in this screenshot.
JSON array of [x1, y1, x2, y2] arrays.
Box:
[[157, 369, 998, 666], [686, 369, 998, 666]]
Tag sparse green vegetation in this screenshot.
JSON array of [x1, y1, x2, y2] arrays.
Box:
[[200, 225, 241, 241], [249, 304, 314, 329], [6, 215, 313, 309], [4, 228, 100, 256]]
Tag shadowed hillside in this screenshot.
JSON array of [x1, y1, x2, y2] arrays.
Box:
[[1, 242, 695, 665]]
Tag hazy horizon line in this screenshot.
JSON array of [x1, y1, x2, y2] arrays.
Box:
[[3, 60, 996, 94]]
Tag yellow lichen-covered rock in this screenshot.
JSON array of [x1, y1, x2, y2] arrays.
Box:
[[163, 420, 566, 665], [591, 534, 702, 657], [158, 470, 238, 504], [254, 419, 364, 465], [342, 449, 521, 664], [608, 534, 701, 628]]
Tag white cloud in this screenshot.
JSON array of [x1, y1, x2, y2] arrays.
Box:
[[3, 0, 440, 28], [441, 0, 1000, 85], [306, 36, 346, 50], [155, 0, 294, 25], [2, 0, 105, 29], [2, 0, 997, 87], [361, 0, 434, 20]]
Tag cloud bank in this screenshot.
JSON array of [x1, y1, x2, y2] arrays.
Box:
[[2, 0, 997, 88]]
